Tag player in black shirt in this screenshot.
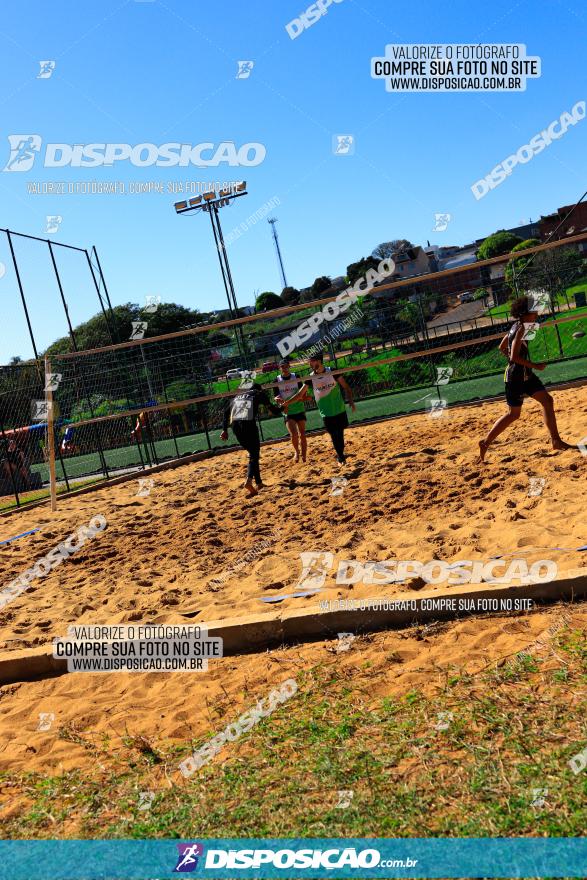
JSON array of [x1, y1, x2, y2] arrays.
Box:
[[479, 295, 575, 461], [220, 380, 284, 496]]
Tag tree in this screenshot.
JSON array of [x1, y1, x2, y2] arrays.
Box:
[[397, 300, 420, 332], [44, 301, 202, 357], [346, 256, 378, 286], [476, 231, 522, 261], [310, 276, 332, 297], [300, 276, 332, 302], [372, 240, 414, 259], [504, 239, 541, 290], [281, 286, 301, 305], [255, 291, 283, 312]]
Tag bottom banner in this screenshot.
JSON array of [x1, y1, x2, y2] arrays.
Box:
[[0, 838, 585, 879]]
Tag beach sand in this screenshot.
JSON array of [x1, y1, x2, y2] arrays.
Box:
[[0, 386, 585, 778]]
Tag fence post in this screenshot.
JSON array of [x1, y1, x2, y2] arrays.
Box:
[[200, 403, 212, 451], [44, 358, 57, 511]]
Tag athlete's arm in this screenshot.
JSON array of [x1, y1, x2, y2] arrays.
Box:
[[259, 388, 284, 417], [281, 381, 311, 406], [336, 375, 356, 411], [221, 397, 231, 433], [510, 326, 545, 370], [498, 334, 509, 357]]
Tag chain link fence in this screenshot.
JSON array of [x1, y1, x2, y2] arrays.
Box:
[[1, 236, 586, 512]]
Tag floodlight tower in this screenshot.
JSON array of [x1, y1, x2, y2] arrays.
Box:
[[174, 182, 248, 364], [268, 217, 288, 290]]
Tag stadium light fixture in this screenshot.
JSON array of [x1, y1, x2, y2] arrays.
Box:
[[172, 181, 249, 365]]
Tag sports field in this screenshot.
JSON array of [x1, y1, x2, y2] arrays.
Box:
[[17, 350, 587, 496], [1, 384, 586, 841]]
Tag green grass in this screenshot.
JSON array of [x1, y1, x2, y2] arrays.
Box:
[[0, 476, 104, 512], [1, 620, 585, 839], [485, 280, 587, 319]]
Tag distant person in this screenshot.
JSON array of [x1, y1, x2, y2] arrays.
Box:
[[61, 425, 77, 455], [131, 412, 148, 444], [220, 381, 284, 496], [479, 295, 576, 461], [1, 437, 30, 489], [278, 351, 355, 465], [275, 358, 307, 463]]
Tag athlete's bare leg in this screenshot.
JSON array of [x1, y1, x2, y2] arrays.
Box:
[[286, 418, 300, 462], [479, 406, 521, 462], [298, 420, 307, 462], [531, 390, 575, 450]]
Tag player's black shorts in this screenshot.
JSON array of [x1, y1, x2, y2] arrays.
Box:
[[323, 410, 349, 431], [505, 372, 545, 407], [285, 411, 306, 423]]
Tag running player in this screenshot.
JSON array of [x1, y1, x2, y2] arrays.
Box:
[[479, 295, 575, 462], [278, 352, 355, 465], [220, 380, 284, 496], [275, 358, 307, 462]]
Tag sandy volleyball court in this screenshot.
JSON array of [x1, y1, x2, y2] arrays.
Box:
[[0, 386, 586, 780], [1, 386, 586, 651]]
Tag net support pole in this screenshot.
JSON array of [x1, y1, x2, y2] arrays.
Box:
[[45, 356, 57, 512]]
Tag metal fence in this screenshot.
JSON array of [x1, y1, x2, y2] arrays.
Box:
[[1, 234, 586, 512]]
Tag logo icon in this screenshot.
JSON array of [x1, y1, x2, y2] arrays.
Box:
[[568, 746, 587, 775], [31, 400, 49, 422], [336, 632, 355, 653], [46, 215, 62, 234], [530, 787, 548, 808], [44, 372, 62, 392], [528, 477, 546, 497], [428, 398, 448, 418], [231, 394, 254, 421], [522, 322, 540, 341], [174, 843, 204, 873], [433, 212, 451, 232], [38, 712, 55, 731], [136, 478, 154, 498], [4, 134, 42, 172], [130, 321, 148, 340], [435, 366, 453, 386], [330, 476, 348, 497], [236, 60, 254, 79], [37, 61, 56, 79], [297, 551, 334, 589], [333, 134, 355, 156], [138, 790, 155, 811], [144, 294, 161, 314], [530, 291, 550, 313], [238, 369, 257, 390], [336, 789, 354, 808], [434, 711, 453, 731]]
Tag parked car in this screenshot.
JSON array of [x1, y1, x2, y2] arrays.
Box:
[[225, 369, 241, 381], [458, 291, 474, 303], [262, 361, 279, 373]]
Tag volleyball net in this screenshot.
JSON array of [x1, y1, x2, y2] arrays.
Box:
[[1, 232, 586, 509]]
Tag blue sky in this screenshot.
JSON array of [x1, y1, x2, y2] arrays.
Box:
[[0, 0, 586, 362]]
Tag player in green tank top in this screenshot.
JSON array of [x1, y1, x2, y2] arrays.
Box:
[[274, 358, 308, 463], [277, 352, 355, 464]]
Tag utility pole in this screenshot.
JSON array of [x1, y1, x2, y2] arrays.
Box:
[[268, 217, 288, 290]]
